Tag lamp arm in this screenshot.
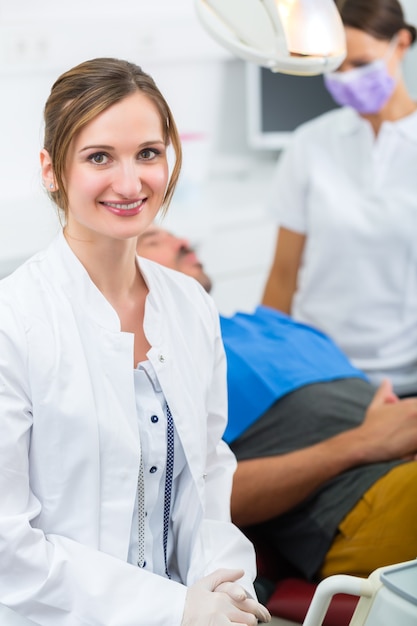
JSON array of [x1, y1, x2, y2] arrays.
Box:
[[194, 0, 278, 64], [259, 0, 289, 56]]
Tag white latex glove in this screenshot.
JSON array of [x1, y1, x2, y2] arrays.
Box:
[[181, 568, 271, 625]]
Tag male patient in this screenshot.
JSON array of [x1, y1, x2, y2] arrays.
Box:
[[137, 225, 417, 583]]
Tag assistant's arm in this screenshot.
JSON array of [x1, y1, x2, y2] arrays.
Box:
[[262, 227, 306, 313], [262, 117, 312, 313], [232, 380, 417, 527]]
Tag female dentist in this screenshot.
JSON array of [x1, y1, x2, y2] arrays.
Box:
[[262, 0, 417, 397], [0, 57, 270, 626]]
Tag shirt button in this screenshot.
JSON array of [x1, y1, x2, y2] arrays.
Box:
[[149, 466, 157, 474], [151, 415, 159, 423], [158, 354, 165, 363]]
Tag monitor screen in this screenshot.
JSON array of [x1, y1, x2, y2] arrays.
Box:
[[246, 63, 340, 150]]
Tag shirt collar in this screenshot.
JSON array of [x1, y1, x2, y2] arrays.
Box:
[[391, 107, 417, 141], [337, 105, 417, 141]]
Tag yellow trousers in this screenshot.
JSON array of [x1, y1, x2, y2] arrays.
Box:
[[319, 461, 417, 579]]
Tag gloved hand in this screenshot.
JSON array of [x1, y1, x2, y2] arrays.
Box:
[[181, 568, 271, 625]]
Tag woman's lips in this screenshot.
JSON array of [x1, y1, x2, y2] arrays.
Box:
[[101, 199, 145, 216]]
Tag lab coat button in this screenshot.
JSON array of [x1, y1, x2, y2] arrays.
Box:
[[149, 466, 157, 474], [151, 415, 159, 423]]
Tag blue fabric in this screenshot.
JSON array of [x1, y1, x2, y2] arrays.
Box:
[[220, 306, 367, 444]]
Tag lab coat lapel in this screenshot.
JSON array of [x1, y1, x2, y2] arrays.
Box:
[[86, 324, 140, 559], [52, 236, 141, 560]]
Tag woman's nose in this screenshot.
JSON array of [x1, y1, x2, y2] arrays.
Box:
[[112, 164, 143, 198]]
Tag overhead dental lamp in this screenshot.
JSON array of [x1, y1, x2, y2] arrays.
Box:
[[195, 0, 347, 76]]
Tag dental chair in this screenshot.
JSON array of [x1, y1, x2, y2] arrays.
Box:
[[249, 529, 359, 626]]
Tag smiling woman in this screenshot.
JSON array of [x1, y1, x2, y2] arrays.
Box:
[[42, 91, 169, 244], [0, 57, 270, 626], [41, 57, 181, 220]]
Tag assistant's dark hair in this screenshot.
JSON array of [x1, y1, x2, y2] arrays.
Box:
[[43, 57, 182, 217], [336, 0, 416, 44]]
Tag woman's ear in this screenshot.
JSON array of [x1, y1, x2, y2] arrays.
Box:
[[396, 28, 413, 59], [40, 148, 57, 190]]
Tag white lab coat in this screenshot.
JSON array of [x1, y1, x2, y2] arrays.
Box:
[[0, 232, 256, 626]]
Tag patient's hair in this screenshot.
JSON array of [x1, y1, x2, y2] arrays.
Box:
[[336, 0, 417, 45], [43, 57, 182, 217]]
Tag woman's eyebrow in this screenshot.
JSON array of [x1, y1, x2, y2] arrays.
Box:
[[78, 144, 114, 153]]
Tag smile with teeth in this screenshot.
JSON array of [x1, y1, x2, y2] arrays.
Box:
[[103, 200, 144, 210]]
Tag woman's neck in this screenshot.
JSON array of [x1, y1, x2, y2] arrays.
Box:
[[64, 229, 143, 301]]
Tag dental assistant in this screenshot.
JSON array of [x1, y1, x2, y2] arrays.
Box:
[[262, 0, 417, 396], [0, 58, 270, 626]]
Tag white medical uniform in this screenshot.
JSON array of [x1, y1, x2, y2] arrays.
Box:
[[0, 232, 256, 626], [268, 106, 417, 394]]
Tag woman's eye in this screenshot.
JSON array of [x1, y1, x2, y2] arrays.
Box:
[[88, 153, 109, 165], [139, 148, 159, 161]]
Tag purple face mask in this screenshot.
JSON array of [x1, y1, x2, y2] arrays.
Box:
[[324, 58, 396, 114]]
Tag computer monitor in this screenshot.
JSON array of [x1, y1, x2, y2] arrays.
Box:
[[246, 62, 340, 150]]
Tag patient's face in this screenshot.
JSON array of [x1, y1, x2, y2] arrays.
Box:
[[137, 226, 212, 293]]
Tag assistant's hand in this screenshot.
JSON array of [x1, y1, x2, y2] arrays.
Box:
[[358, 379, 417, 462], [181, 568, 271, 625]]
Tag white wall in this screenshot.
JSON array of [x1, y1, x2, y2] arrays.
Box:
[[1, 0, 417, 315]]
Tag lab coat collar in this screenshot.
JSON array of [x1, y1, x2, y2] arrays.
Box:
[[46, 232, 164, 344], [47, 231, 187, 368], [48, 231, 121, 330], [337, 105, 417, 141], [391, 107, 417, 141]]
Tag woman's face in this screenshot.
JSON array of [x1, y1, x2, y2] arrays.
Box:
[[338, 26, 399, 73], [63, 91, 169, 243]]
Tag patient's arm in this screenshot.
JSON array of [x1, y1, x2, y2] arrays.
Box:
[[231, 380, 417, 527], [232, 430, 369, 527]]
